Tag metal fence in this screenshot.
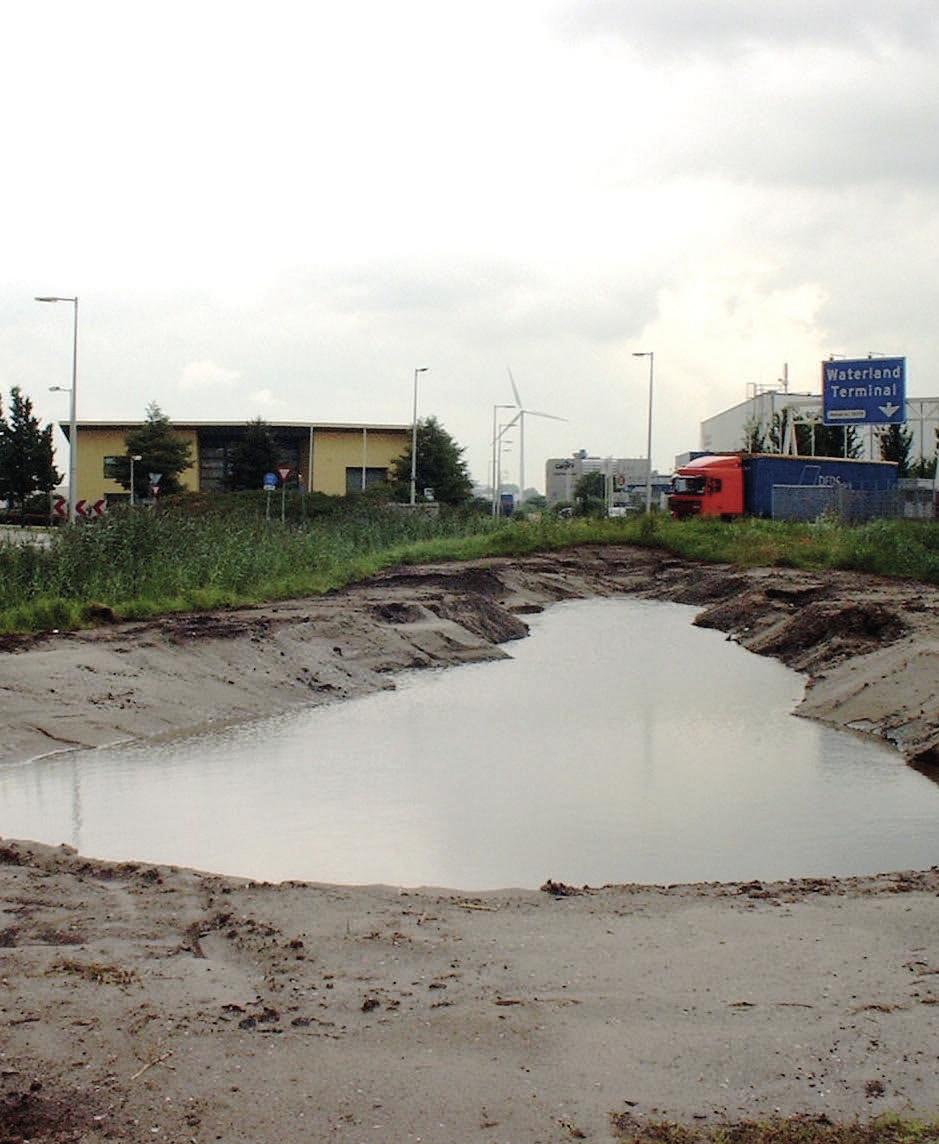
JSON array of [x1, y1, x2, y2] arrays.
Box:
[[771, 483, 934, 523]]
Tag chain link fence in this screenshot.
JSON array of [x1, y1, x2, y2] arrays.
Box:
[[771, 481, 934, 523]]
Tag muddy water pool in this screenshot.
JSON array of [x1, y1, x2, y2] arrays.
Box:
[[2, 598, 937, 889]]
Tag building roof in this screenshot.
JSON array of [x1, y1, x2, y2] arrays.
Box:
[[60, 420, 410, 439]]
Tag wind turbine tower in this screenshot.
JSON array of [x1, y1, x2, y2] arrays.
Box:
[[506, 367, 566, 503]]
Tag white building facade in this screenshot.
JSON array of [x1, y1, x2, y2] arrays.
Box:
[[545, 453, 664, 506], [701, 391, 939, 464]]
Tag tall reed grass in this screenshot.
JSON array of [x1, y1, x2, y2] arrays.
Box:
[[2, 502, 938, 635], [0, 501, 488, 630]]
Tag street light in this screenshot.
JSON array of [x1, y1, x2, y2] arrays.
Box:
[[496, 420, 517, 516], [129, 454, 143, 506], [632, 350, 655, 514], [410, 367, 428, 506], [491, 402, 516, 517], [36, 296, 79, 524]]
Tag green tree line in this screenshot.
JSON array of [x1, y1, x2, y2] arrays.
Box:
[[0, 387, 60, 511], [743, 411, 938, 478]]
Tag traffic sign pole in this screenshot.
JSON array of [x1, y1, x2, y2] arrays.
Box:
[[262, 472, 277, 522], [277, 467, 292, 524]]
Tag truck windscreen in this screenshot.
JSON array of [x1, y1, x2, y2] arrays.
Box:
[[671, 476, 706, 495]]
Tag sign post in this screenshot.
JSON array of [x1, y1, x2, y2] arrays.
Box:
[[263, 472, 277, 522], [148, 472, 162, 504], [277, 466, 292, 523], [822, 357, 906, 427]]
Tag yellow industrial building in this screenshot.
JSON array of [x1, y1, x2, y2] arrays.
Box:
[[62, 421, 412, 505]]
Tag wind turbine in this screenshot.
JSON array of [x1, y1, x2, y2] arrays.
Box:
[[506, 367, 566, 503]]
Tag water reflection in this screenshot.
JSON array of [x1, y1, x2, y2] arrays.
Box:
[[2, 599, 937, 889]]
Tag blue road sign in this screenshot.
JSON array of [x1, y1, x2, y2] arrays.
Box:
[[263, 472, 277, 491], [821, 357, 905, 426]]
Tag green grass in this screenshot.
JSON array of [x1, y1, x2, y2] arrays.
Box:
[[609, 1114, 939, 1144], [645, 515, 939, 581], [2, 499, 939, 635]]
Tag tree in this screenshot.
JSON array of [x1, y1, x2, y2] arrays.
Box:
[[814, 423, 861, 459], [0, 386, 61, 509], [742, 417, 768, 452], [520, 492, 548, 512], [908, 455, 937, 480], [122, 404, 193, 498], [878, 423, 913, 476], [227, 418, 279, 491], [792, 420, 837, 457], [768, 409, 793, 454], [390, 416, 473, 505], [769, 410, 861, 458], [908, 430, 938, 480], [573, 470, 606, 516]]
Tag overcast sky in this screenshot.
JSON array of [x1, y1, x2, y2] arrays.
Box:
[[3, 0, 938, 492]]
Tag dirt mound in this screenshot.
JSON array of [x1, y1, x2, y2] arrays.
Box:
[[692, 589, 776, 636], [747, 601, 907, 669], [666, 571, 751, 606], [692, 581, 908, 673], [164, 612, 272, 642], [368, 601, 428, 624], [0, 1077, 110, 1144], [426, 596, 530, 643], [369, 564, 508, 599]]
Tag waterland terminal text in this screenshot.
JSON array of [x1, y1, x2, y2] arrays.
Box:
[[824, 363, 902, 399]]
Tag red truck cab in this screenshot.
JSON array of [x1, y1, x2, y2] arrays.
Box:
[[669, 454, 744, 518]]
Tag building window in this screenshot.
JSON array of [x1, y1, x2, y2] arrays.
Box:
[[103, 456, 123, 480], [345, 467, 389, 494]]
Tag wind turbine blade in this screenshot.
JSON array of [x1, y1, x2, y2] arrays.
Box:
[[525, 410, 567, 422], [506, 366, 522, 408], [499, 410, 522, 434]]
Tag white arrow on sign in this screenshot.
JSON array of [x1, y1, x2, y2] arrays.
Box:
[[879, 403, 900, 418]]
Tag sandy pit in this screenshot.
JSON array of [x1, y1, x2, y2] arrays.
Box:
[[2, 546, 938, 1141]]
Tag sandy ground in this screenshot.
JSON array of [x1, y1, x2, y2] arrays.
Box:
[[2, 545, 939, 1141]]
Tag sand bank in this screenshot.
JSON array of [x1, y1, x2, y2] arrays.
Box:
[[2, 547, 938, 1140]]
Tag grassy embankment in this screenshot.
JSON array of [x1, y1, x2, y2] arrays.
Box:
[[2, 498, 939, 635]]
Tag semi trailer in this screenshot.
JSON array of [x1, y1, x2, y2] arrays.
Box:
[[668, 452, 898, 519]]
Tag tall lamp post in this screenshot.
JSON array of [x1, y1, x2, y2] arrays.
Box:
[[36, 296, 79, 524], [410, 367, 428, 506], [129, 454, 143, 506], [632, 351, 654, 514], [496, 420, 516, 517], [491, 402, 515, 517]]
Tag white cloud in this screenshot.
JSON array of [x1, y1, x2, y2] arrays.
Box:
[[178, 361, 241, 392], [248, 389, 283, 409], [5, 0, 939, 489], [560, 0, 939, 57]]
